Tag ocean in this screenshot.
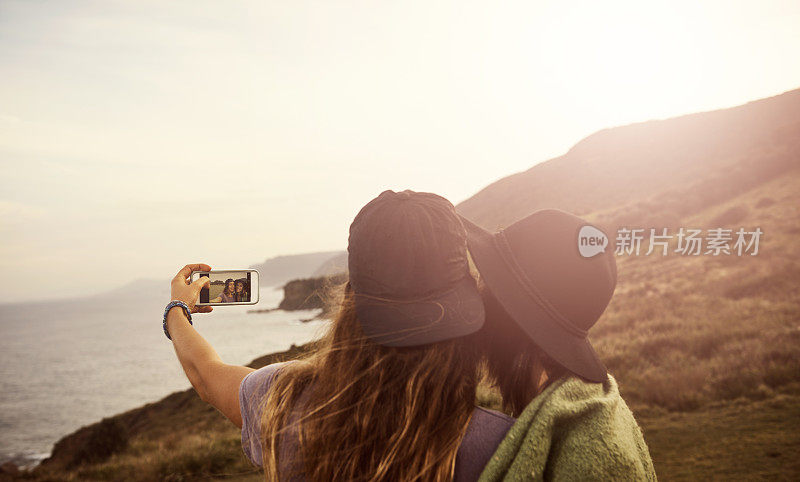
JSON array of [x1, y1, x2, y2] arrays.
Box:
[[0, 287, 327, 468]]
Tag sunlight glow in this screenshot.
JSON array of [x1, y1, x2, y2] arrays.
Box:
[[0, 0, 799, 299]]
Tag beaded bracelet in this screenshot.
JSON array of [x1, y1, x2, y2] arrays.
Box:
[[163, 300, 192, 340]]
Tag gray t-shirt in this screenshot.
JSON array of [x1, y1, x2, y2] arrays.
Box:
[[239, 362, 515, 481]]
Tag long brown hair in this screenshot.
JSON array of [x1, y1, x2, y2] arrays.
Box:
[[479, 284, 569, 417], [259, 283, 480, 481]]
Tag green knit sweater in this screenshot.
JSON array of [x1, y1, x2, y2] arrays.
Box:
[[478, 375, 656, 481]]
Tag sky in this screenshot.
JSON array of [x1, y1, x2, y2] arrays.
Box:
[[1, 0, 799, 301]]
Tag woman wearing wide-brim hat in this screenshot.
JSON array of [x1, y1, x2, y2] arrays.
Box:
[[461, 209, 657, 481]]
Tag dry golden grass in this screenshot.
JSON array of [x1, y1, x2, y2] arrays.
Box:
[[591, 171, 800, 413], [581, 171, 800, 480]]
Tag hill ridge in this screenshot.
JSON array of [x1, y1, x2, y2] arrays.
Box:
[[457, 87, 800, 230]]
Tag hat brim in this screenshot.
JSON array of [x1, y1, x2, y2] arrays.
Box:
[[460, 216, 608, 383], [355, 275, 485, 347]]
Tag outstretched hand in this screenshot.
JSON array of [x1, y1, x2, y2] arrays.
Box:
[[171, 264, 213, 313]]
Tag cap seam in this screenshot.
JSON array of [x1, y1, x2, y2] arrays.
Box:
[[352, 273, 474, 304]]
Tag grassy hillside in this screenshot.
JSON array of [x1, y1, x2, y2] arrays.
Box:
[[8, 91, 800, 481], [454, 87, 800, 480], [597, 171, 800, 479], [591, 171, 800, 412]]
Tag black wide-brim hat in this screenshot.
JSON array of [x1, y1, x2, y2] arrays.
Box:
[[461, 210, 617, 382]]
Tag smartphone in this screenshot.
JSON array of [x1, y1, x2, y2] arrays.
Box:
[[190, 269, 260, 306]]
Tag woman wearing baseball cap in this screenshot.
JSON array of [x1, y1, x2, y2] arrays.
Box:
[[164, 190, 515, 481], [460, 210, 657, 481]]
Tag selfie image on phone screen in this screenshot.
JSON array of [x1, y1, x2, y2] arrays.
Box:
[[193, 270, 259, 306]]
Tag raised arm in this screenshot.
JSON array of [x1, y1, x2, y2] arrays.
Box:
[[166, 264, 254, 427]]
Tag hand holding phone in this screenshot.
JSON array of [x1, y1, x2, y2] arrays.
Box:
[[171, 263, 214, 313], [190, 269, 260, 306]]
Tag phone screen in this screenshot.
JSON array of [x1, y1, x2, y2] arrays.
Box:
[[198, 271, 254, 304]]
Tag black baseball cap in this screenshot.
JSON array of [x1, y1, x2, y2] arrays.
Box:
[[348, 190, 485, 347]]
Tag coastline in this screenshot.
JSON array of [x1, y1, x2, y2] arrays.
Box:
[[12, 343, 315, 480], [0, 286, 326, 473]]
